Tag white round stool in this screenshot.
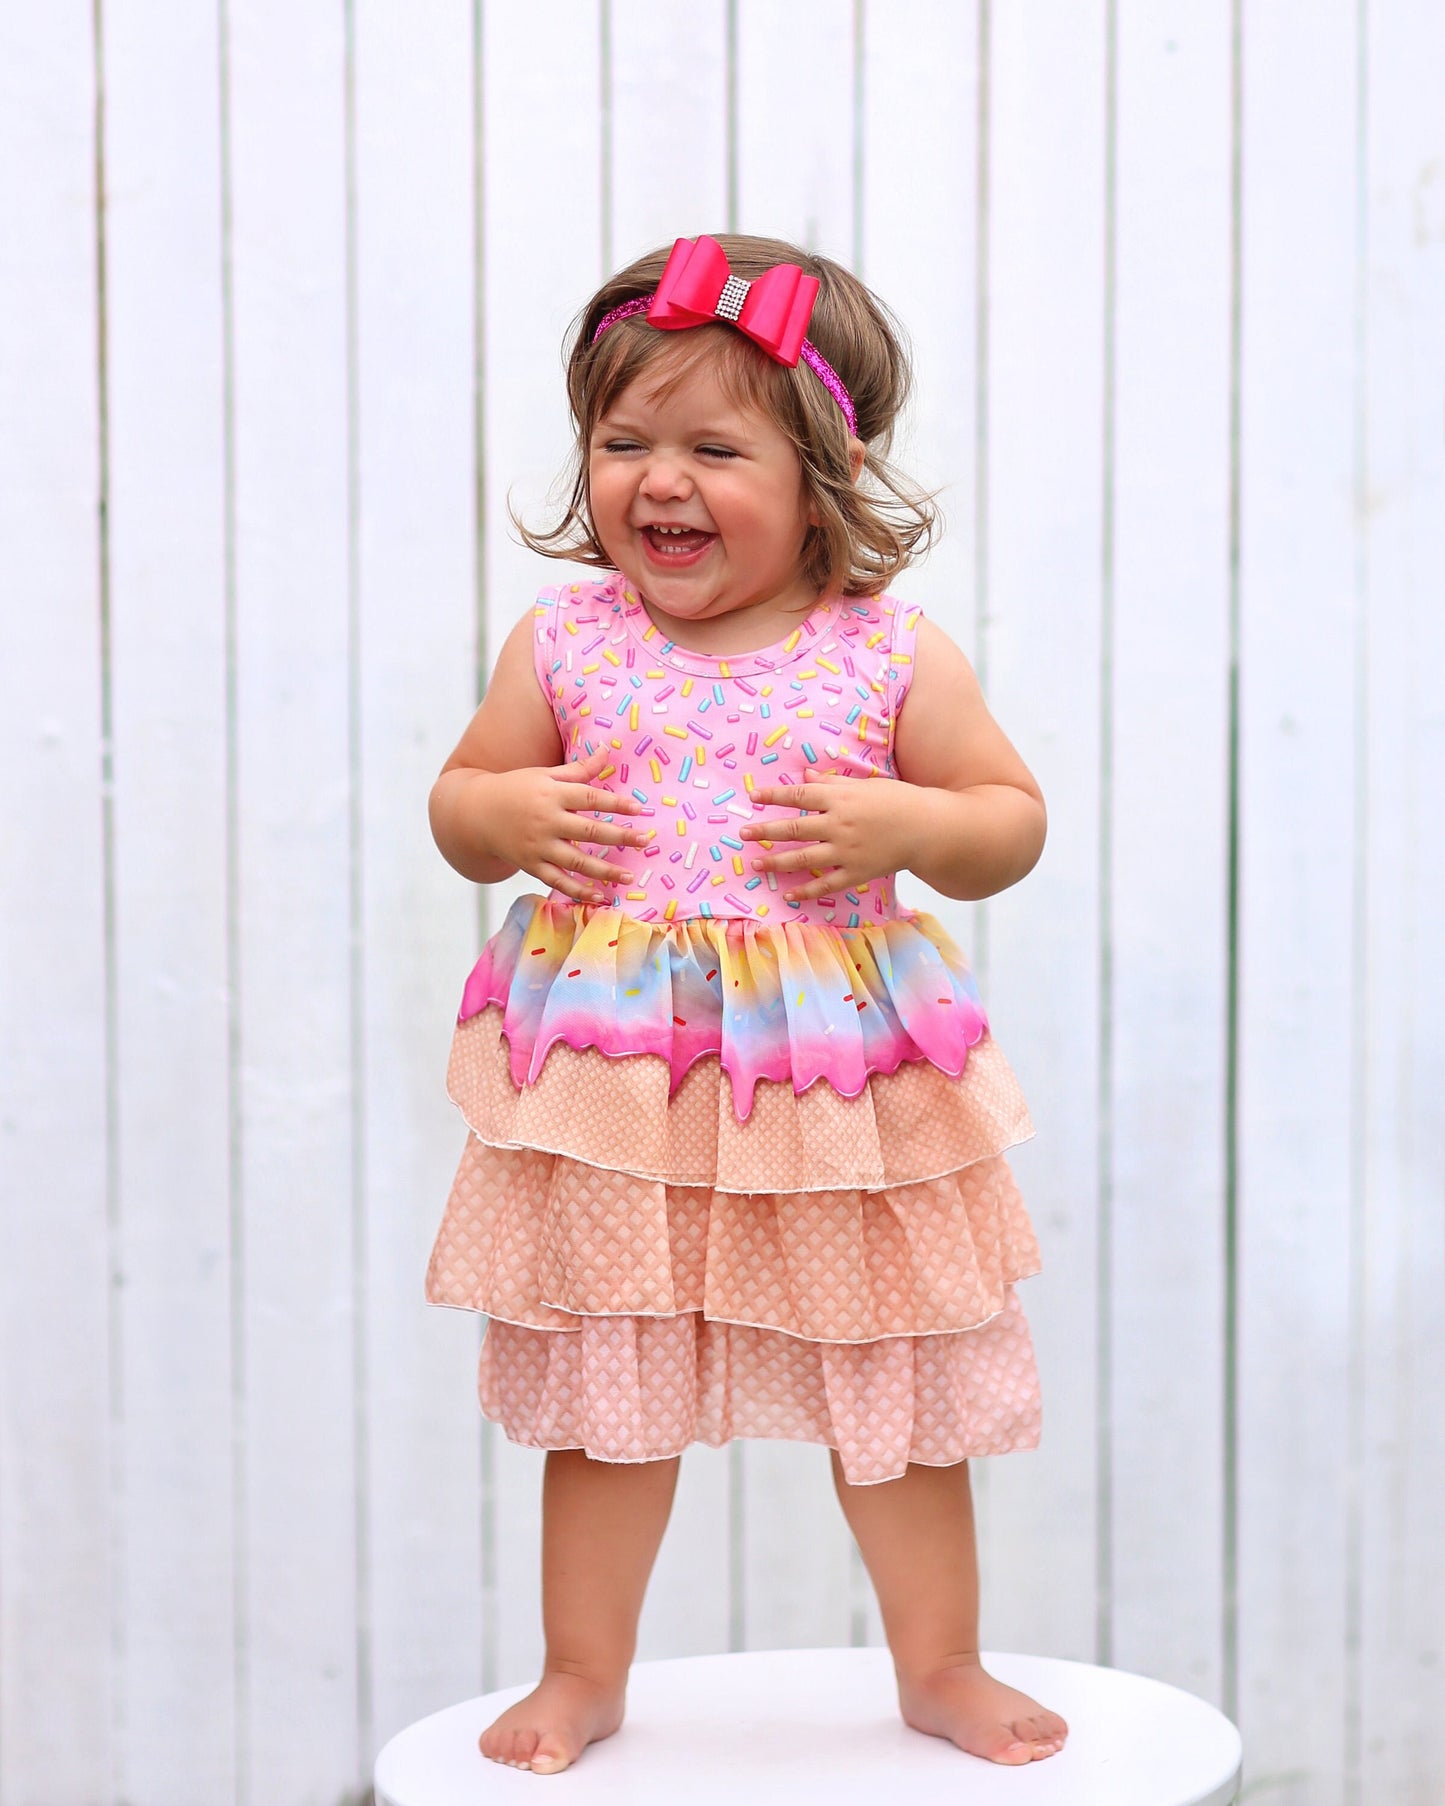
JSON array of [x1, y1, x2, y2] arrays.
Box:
[[375, 1646, 1242, 1805]]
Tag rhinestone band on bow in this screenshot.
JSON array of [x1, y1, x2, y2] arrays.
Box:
[[714, 275, 751, 322]]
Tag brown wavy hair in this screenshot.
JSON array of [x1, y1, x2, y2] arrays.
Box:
[[517, 234, 938, 600]]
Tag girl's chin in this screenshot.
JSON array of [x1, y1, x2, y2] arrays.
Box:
[[621, 565, 720, 613]]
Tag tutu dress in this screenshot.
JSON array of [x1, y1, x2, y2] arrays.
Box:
[[425, 573, 1043, 1485]]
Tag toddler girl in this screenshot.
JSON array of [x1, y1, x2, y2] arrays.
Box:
[[426, 233, 1065, 1776]]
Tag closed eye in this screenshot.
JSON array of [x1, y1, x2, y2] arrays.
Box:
[[598, 437, 646, 454], [697, 444, 740, 460]]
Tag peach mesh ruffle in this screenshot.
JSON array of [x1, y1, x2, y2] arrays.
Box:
[[447, 1005, 1033, 1193], [476, 1299, 1041, 1487], [428, 1123, 1040, 1344], [427, 1011, 1043, 1483]]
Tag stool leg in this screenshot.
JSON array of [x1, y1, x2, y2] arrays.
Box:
[[479, 1449, 681, 1775], [828, 1453, 1068, 1764]]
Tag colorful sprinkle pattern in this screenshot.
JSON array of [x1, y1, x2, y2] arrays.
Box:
[[457, 579, 993, 1119], [534, 572, 918, 928]]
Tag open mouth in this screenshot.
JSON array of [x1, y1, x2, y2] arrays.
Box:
[[642, 524, 715, 560]]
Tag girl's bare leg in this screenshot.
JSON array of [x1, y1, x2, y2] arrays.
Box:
[[480, 1448, 681, 1775], [829, 1451, 1068, 1764]]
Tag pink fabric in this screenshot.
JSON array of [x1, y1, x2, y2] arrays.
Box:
[[530, 573, 920, 927], [475, 1300, 1041, 1487], [645, 235, 819, 367], [589, 236, 859, 435], [426, 580, 1044, 1480], [428, 1032, 1040, 1343], [455, 895, 991, 1121], [427, 1039, 1043, 1485]]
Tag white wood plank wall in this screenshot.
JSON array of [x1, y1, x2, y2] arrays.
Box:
[[1, 4, 1440, 1803]]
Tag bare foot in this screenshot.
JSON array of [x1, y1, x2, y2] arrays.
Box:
[[897, 1659, 1068, 1764], [478, 1668, 627, 1776]]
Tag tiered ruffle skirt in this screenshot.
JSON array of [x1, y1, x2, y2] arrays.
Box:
[[426, 895, 1043, 1485]]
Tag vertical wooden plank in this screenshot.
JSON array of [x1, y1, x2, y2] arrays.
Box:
[[734, 0, 855, 255], [226, 5, 359, 1798], [859, 0, 980, 665], [1235, 5, 1361, 1800], [353, 0, 485, 1752], [981, 0, 1107, 1663], [1108, 4, 1231, 1699], [732, 0, 859, 1652], [636, 1448, 732, 1661], [859, 0, 983, 1651], [100, 4, 236, 1800], [0, 7, 113, 1801], [480, 0, 604, 1690], [609, 0, 727, 265], [608, 0, 735, 1664], [1358, 4, 1445, 1797]]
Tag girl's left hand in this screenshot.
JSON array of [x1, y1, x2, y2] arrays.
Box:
[[739, 772, 930, 903]]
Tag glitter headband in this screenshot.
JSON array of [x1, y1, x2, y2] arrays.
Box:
[[589, 235, 859, 438]]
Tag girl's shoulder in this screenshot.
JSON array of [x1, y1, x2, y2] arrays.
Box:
[[838, 590, 925, 716], [531, 571, 615, 625], [527, 572, 619, 663]]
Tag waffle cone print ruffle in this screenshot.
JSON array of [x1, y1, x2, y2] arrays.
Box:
[[426, 893, 1045, 1485]]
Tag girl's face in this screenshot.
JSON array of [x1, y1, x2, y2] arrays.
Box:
[[587, 355, 817, 646]]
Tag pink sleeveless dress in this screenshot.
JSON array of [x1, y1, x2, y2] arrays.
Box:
[[425, 572, 1043, 1484]]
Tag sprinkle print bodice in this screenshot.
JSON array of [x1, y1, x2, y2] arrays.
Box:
[[456, 572, 989, 1120], [533, 573, 921, 928]]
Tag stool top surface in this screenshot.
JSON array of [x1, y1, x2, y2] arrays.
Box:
[[375, 1647, 1241, 1806]]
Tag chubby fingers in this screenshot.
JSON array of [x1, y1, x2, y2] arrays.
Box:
[[739, 802, 822, 883], [739, 812, 819, 843], [549, 744, 609, 777], [551, 746, 644, 813], [556, 742, 644, 814], [743, 781, 823, 813], [560, 780, 645, 819], [560, 809, 654, 850], [535, 848, 623, 904], [776, 869, 850, 903], [750, 841, 847, 901], [541, 825, 647, 898], [744, 823, 823, 856]]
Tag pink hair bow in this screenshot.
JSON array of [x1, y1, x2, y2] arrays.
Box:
[[647, 235, 820, 368], [589, 236, 859, 436]]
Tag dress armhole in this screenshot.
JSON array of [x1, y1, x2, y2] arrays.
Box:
[[884, 597, 923, 771], [530, 586, 564, 727]]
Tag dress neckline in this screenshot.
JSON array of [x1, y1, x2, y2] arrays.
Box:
[[606, 572, 843, 677]]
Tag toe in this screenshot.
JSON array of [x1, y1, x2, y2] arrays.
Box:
[[1033, 1710, 1068, 1751], [530, 1740, 571, 1775], [502, 1728, 537, 1770], [989, 1730, 1036, 1765]]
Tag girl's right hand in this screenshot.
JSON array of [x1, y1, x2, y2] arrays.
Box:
[[480, 745, 652, 904]]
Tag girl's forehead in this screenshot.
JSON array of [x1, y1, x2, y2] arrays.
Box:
[[612, 360, 745, 417], [596, 333, 785, 433]]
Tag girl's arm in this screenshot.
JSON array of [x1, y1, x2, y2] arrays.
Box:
[[889, 617, 1046, 901], [428, 609, 648, 899], [429, 611, 562, 883]]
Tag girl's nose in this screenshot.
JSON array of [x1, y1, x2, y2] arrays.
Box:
[[638, 455, 691, 501]]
